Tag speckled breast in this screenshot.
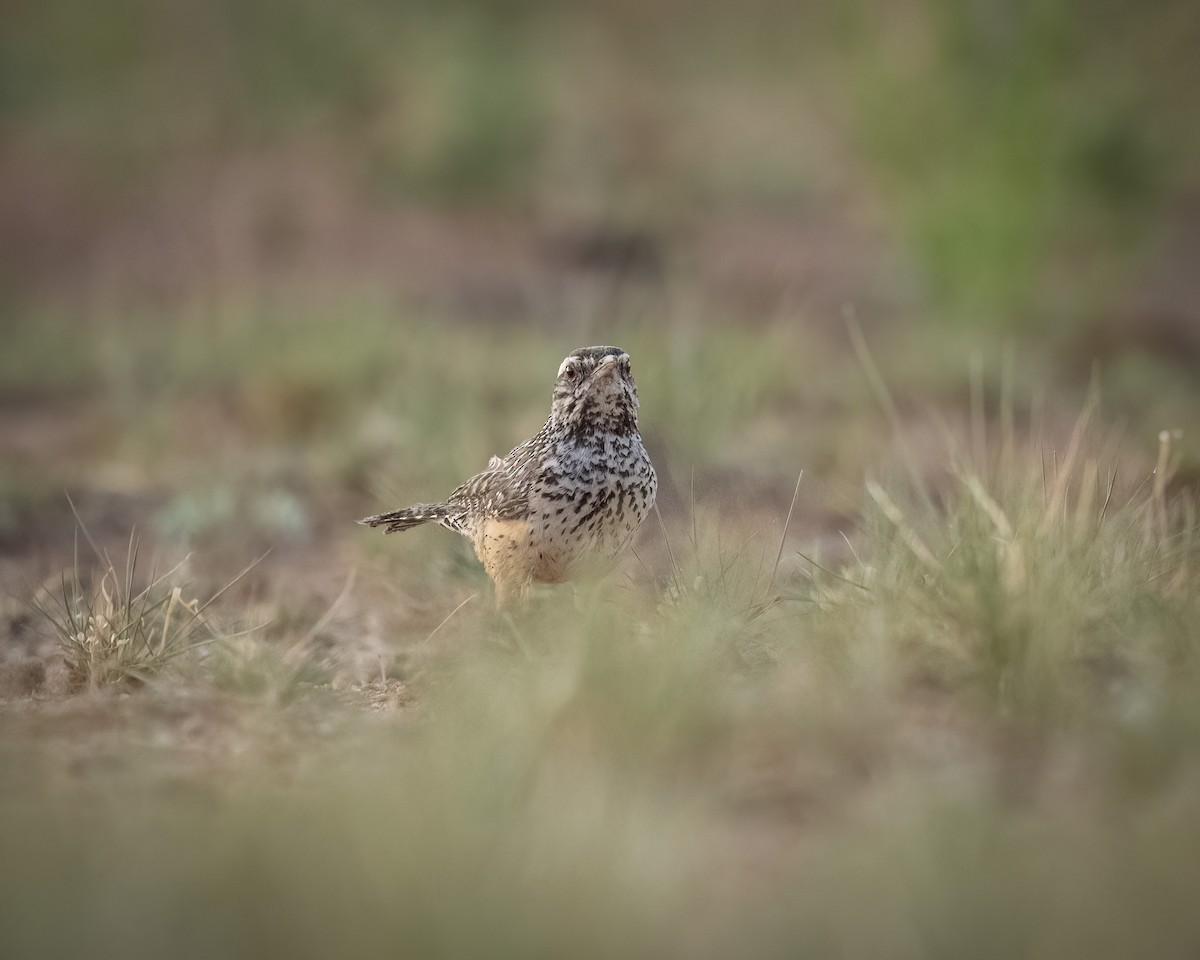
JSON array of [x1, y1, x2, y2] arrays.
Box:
[[527, 433, 657, 579]]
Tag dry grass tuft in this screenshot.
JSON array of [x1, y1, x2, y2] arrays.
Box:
[[30, 500, 256, 690]]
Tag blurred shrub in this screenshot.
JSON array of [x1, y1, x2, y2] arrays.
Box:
[[841, 0, 1190, 330]]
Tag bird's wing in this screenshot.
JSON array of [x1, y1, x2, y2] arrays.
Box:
[[447, 432, 547, 520]]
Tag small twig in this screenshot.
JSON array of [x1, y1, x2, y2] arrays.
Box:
[[839, 530, 863, 570], [424, 593, 478, 645], [766, 471, 803, 597], [690, 467, 699, 554], [286, 566, 358, 662], [1122, 471, 1155, 510], [866, 480, 940, 571], [1152, 429, 1173, 547], [654, 503, 681, 594], [174, 550, 270, 640], [65, 492, 105, 566], [846, 309, 933, 511], [969, 350, 986, 471], [629, 546, 661, 602], [724, 522, 771, 593], [960, 473, 1013, 540], [796, 550, 870, 592], [1096, 466, 1117, 531], [688, 466, 710, 586]]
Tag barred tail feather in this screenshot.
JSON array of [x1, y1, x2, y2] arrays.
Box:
[[358, 503, 450, 534]]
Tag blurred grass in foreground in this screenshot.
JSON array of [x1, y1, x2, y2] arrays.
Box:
[[2, 411, 1198, 959]]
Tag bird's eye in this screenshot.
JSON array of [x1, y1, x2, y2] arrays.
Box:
[[563, 364, 579, 382]]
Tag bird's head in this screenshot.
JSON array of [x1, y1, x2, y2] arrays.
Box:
[[549, 346, 640, 435]]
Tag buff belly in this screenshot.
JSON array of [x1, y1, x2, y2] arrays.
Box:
[[472, 509, 640, 601], [473, 517, 571, 588]]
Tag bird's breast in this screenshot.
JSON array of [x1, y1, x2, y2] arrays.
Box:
[[524, 433, 655, 567]]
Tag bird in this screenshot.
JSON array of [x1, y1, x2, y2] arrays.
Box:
[[360, 346, 657, 608]]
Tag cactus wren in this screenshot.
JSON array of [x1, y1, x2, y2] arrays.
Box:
[[360, 346, 657, 607]]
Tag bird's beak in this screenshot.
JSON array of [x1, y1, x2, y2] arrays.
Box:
[[593, 356, 620, 381]]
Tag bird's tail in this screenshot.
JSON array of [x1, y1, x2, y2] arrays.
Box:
[[358, 503, 452, 534]]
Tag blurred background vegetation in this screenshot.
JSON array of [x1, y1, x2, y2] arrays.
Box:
[[2, 0, 1197, 541], [4, 0, 1198, 323], [2, 1, 1200, 957]]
